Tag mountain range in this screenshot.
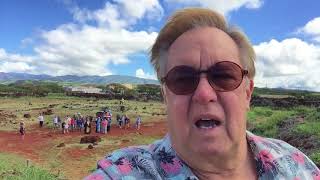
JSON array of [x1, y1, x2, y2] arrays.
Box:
[[0, 72, 159, 85]]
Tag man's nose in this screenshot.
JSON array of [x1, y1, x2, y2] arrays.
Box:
[[192, 75, 218, 104]]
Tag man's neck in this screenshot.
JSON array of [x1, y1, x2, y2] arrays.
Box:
[[186, 140, 257, 180]]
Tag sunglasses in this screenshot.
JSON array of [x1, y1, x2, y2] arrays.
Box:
[[161, 61, 248, 95]]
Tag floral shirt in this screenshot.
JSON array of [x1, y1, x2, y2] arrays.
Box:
[[85, 131, 320, 180]]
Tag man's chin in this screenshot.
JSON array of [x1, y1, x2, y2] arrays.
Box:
[[190, 141, 229, 156]]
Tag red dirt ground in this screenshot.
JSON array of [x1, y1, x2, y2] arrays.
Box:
[[0, 120, 167, 179]]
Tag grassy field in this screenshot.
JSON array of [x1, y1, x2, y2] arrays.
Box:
[[0, 93, 166, 131], [247, 106, 320, 166], [247, 106, 296, 137], [0, 94, 167, 179], [248, 106, 320, 138], [0, 153, 60, 180]]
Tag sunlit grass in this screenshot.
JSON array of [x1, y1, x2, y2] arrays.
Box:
[[247, 107, 295, 138], [293, 122, 320, 139], [0, 153, 62, 180], [293, 109, 320, 138]]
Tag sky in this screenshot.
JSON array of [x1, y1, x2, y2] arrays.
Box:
[[0, 0, 320, 91]]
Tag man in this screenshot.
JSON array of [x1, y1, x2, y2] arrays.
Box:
[[85, 8, 319, 179]]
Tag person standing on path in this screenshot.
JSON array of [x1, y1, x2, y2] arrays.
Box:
[[135, 115, 142, 130], [19, 121, 25, 140], [38, 113, 44, 128]]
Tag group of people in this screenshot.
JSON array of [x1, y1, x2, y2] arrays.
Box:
[[57, 111, 142, 134], [54, 114, 94, 134], [95, 111, 112, 134], [18, 110, 143, 137], [115, 114, 142, 130]]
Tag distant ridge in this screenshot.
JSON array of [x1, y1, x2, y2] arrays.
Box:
[[0, 72, 159, 85]]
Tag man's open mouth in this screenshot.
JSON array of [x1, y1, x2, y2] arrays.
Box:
[[195, 119, 221, 129]]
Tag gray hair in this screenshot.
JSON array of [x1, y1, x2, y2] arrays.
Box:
[[150, 8, 256, 81]]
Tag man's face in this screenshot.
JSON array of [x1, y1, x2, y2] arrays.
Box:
[[163, 27, 254, 159]]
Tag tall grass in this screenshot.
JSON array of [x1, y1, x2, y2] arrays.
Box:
[[293, 109, 320, 138], [247, 106, 320, 138], [294, 122, 320, 137], [247, 107, 296, 138], [0, 153, 61, 180]]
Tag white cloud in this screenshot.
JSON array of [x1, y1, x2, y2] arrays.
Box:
[[314, 36, 320, 42], [2, 0, 263, 77], [71, 1, 163, 29], [0, 48, 36, 74], [71, 7, 92, 24], [0, 48, 35, 63], [27, 0, 162, 76], [254, 38, 320, 91], [32, 25, 158, 76], [115, 0, 164, 20], [0, 49, 6, 58], [299, 17, 320, 36], [93, 2, 128, 29], [0, 62, 34, 72], [136, 68, 157, 80], [297, 17, 320, 42], [0, 1, 160, 76], [165, 0, 263, 15]]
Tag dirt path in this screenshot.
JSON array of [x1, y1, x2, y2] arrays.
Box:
[[0, 120, 167, 179]]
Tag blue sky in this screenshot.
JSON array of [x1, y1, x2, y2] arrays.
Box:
[[0, 0, 320, 91]]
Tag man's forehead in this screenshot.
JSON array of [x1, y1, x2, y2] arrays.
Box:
[[167, 27, 240, 68]]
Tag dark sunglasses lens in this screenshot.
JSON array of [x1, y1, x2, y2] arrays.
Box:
[[165, 66, 198, 95], [209, 62, 243, 91]]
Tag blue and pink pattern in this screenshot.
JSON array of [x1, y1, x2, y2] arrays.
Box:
[[85, 131, 320, 179]]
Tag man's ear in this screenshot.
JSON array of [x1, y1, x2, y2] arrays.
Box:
[[161, 85, 167, 105], [245, 79, 254, 110]]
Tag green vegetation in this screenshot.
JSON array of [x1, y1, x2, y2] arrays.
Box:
[[136, 84, 161, 96], [294, 122, 320, 138], [253, 87, 320, 98], [247, 106, 320, 166], [247, 107, 296, 137], [0, 81, 163, 101], [310, 151, 320, 167], [2, 80, 320, 102], [248, 106, 320, 138], [103, 83, 162, 100], [0, 81, 64, 97], [293, 109, 320, 138], [0, 153, 61, 180]]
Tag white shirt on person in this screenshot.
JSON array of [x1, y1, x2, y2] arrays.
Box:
[[38, 115, 44, 122], [53, 116, 58, 124]]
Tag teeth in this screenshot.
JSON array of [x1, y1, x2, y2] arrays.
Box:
[[200, 118, 211, 121], [199, 124, 216, 129], [195, 119, 219, 129]]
